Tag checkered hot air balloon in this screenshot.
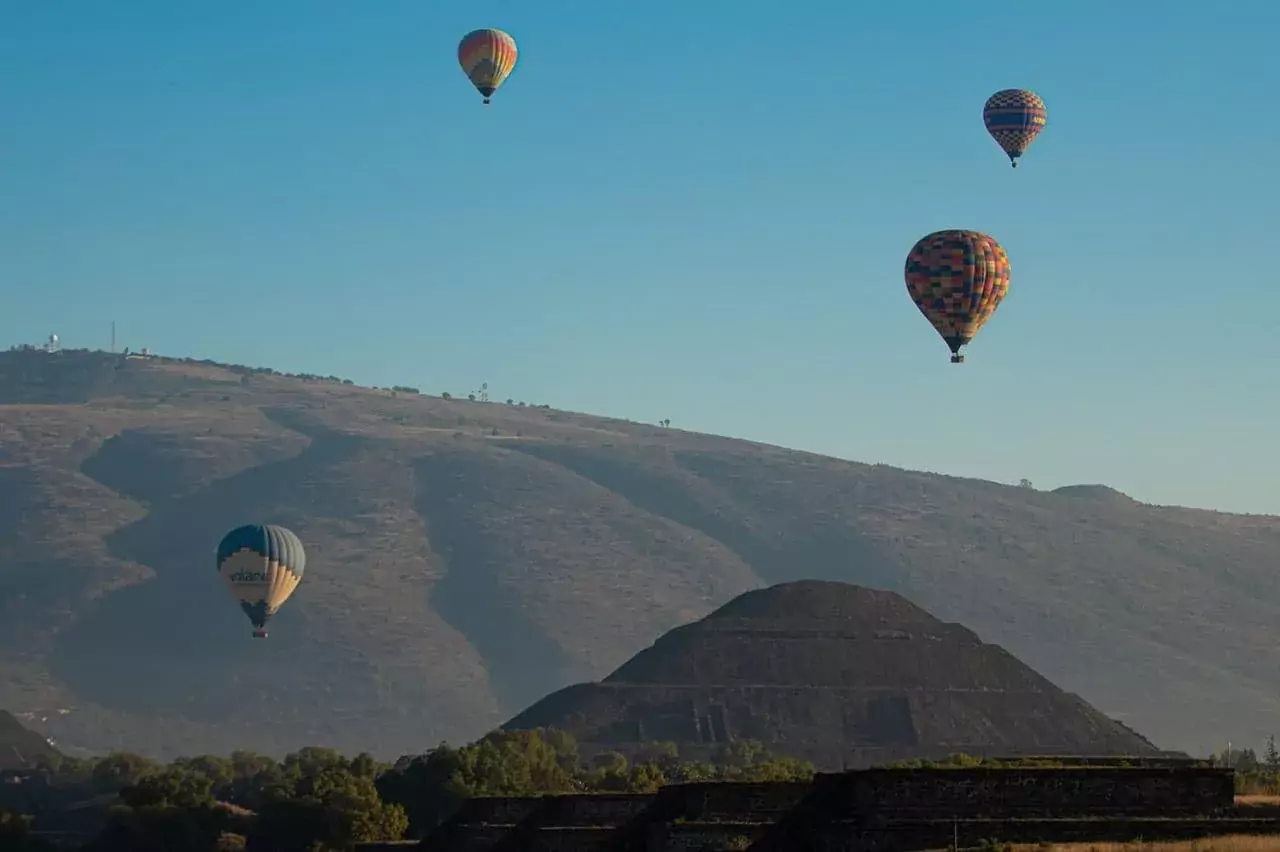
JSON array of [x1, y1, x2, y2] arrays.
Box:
[[458, 28, 518, 105], [904, 230, 1011, 364], [216, 524, 306, 639], [983, 89, 1047, 168]]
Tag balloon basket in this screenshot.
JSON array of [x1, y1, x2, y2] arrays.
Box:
[[950, 354, 965, 364]]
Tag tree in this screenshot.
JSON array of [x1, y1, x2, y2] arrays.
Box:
[[1214, 746, 1257, 771], [222, 752, 288, 810], [243, 798, 325, 852], [173, 755, 234, 792], [377, 730, 578, 838], [1264, 735, 1279, 773], [624, 761, 667, 793], [84, 805, 227, 852], [456, 730, 578, 796], [120, 767, 214, 810], [376, 745, 470, 838], [281, 747, 348, 784], [91, 752, 159, 793], [1018, 478, 1034, 489], [441, 392, 452, 400], [0, 809, 56, 852], [15, 727, 815, 850], [248, 765, 406, 852]]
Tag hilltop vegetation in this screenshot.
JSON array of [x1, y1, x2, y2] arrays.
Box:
[[0, 346, 1278, 759]]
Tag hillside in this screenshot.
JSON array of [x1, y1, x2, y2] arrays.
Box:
[[0, 710, 60, 770], [0, 347, 1277, 759], [505, 581, 1162, 768]]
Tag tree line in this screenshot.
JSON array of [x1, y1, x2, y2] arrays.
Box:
[[6, 725, 1271, 852], [0, 728, 813, 851], [1213, 735, 1280, 795]]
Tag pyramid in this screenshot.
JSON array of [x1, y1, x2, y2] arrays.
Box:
[[504, 581, 1162, 769]]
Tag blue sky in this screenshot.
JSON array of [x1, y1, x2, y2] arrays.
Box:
[[2, 1, 1277, 514]]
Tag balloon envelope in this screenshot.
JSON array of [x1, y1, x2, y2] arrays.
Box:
[[904, 230, 1011, 361], [458, 28, 518, 103], [216, 524, 306, 638], [983, 89, 1047, 166]]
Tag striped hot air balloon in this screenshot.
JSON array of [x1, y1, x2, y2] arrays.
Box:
[[457, 28, 518, 105], [983, 89, 1047, 168], [904, 230, 1011, 363], [216, 524, 306, 639]]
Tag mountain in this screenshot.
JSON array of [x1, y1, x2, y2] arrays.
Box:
[[0, 710, 61, 770], [504, 580, 1161, 768], [0, 346, 1277, 760]]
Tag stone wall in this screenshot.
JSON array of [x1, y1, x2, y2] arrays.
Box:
[[665, 782, 809, 822], [419, 797, 544, 852], [797, 818, 1280, 852], [516, 826, 619, 852], [823, 767, 1233, 819], [454, 795, 545, 825], [420, 767, 1237, 850], [650, 822, 763, 852], [527, 793, 654, 827], [420, 823, 509, 852]]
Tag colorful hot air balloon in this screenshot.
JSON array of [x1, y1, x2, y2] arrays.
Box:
[[216, 524, 306, 639], [904, 230, 1011, 364], [457, 28, 518, 105], [983, 89, 1047, 168]]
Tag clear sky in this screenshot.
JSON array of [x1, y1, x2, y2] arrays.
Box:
[[2, 1, 1277, 514]]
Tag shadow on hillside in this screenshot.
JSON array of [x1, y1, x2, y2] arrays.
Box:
[[509, 444, 905, 593], [0, 560, 96, 650], [0, 468, 95, 648], [49, 430, 366, 723], [412, 452, 572, 717], [0, 466, 39, 545], [80, 429, 221, 505]]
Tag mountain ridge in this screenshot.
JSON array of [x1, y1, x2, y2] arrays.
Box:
[[0, 346, 1276, 759]]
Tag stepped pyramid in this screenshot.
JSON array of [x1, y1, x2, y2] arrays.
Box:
[[505, 581, 1161, 768]]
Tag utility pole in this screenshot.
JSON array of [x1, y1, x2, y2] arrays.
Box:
[[111, 321, 116, 353]]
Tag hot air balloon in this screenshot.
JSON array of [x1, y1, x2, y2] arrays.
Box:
[[904, 230, 1011, 363], [458, 28, 518, 105], [216, 524, 306, 639], [983, 89, 1047, 168]]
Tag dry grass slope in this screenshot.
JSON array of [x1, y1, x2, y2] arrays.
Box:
[[1012, 840, 1280, 851], [0, 348, 1278, 760]]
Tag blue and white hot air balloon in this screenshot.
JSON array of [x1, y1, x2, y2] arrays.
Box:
[[216, 524, 306, 639]]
